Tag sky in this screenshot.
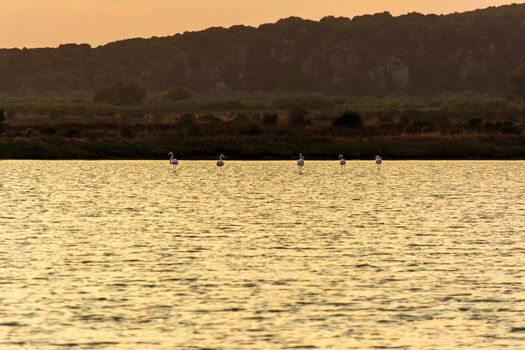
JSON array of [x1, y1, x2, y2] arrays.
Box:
[[0, 0, 520, 48]]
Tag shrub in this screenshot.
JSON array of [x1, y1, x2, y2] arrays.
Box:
[[40, 126, 57, 135], [120, 126, 134, 138], [178, 113, 196, 125], [165, 87, 194, 102], [117, 106, 145, 118], [232, 113, 249, 122], [466, 117, 482, 130], [333, 110, 362, 128], [188, 123, 202, 136], [262, 112, 279, 125], [245, 123, 263, 135], [198, 114, 221, 123], [405, 120, 436, 133], [483, 121, 501, 132], [332, 96, 347, 105], [49, 107, 63, 119], [288, 108, 312, 126], [64, 128, 81, 138], [5, 109, 16, 118], [500, 121, 522, 134], [273, 94, 335, 110], [314, 113, 336, 122], [250, 113, 262, 123], [93, 83, 147, 106]]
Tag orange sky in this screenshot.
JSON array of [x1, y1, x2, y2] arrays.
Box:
[[0, 0, 520, 48]]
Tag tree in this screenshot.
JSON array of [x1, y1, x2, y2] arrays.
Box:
[[333, 110, 363, 128], [262, 112, 279, 125], [288, 108, 312, 126], [165, 87, 193, 102], [93, 83, 147, 105], [509, 57, 525, 98]]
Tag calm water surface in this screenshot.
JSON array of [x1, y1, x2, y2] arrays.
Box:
[[1, 160, 525, 349]]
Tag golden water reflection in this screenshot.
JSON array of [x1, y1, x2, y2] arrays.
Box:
[[1, 161, 524, 349]]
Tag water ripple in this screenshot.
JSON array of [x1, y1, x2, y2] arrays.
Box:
[[0, 160, 524, 349]]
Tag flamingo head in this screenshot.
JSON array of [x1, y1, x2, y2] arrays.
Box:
[[219, 154, 225, 160], [339, 154, 343, 159], [168, 152, 173, 156], [299, 153, 303, 159]]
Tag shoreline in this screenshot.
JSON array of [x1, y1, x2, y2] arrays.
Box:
[[2, 136, 524, 160], [2, 159, 525, 161]]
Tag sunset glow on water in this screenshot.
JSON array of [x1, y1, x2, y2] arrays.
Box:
[[1, 161, 524, 349]]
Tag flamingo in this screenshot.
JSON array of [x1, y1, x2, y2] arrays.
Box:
[[375, 155, 382, 172], [339, 154, 346, 170], [297, 153, 305, 174], [216, 154, 225, 173], [168, 152, 179, 166]]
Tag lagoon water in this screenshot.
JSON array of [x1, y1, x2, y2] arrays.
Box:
[[1, 160, 525, 349]]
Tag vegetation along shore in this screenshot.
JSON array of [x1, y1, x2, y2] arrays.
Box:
[[1, 93, 524, 159]]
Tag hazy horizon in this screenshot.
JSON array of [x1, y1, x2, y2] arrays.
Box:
[[1, 0, 521, 49]]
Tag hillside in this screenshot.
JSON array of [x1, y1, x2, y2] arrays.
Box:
[[1, 4, 525, 96]]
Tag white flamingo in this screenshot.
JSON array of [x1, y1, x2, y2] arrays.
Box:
[[168, 152, 179, 166], [375, 155, 382, 172], [297, 153, 305, 174], [339, 154, 346, 170], [216, 154, 225, 173]]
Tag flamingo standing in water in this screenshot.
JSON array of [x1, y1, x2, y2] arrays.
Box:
[[339, 154, 346, 171], [375, 155, 382, 172], [216, 154, 225, 174], [297, 153, 305, 174], [168, 152, 179, 167]]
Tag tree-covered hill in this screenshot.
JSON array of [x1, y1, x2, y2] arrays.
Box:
[[1, 4, 525, 96]]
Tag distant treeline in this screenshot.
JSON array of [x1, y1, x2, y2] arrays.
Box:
[[1, 4, 525, 96]]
